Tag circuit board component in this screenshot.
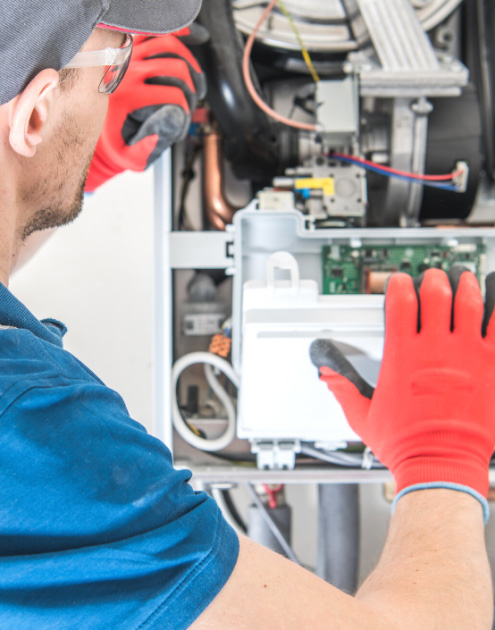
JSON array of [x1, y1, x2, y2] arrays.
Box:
[[322, 243, 486, 294]]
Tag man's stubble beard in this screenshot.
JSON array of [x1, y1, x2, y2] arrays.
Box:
[[20, 113, 96, 241]]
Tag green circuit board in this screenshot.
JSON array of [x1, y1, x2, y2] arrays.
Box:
[[322, 243, 486, 294]]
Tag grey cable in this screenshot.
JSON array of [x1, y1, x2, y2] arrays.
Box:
[[246, 483, 300, 564], [301, 444, 359, 466], [301, 443, 385, 469]]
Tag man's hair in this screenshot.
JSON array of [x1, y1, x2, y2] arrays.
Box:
[[58, 68, 79, 92]]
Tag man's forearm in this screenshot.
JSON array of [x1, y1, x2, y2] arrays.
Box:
[[356, 489, 493, 630], [191, 489, 492, 630]]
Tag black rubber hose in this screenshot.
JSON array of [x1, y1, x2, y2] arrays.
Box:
[[473, 0, 495, 181], [317, 483, 360, 594], [193, 0, 293, 183]]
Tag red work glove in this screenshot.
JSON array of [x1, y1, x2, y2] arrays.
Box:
[[311, 267, 495, 520], [85, 31, 206, 192]]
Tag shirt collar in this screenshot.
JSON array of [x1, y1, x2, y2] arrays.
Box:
[[0, 283, 66, 347]]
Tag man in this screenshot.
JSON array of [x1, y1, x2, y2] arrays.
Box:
[[0, 2, 493, 629]]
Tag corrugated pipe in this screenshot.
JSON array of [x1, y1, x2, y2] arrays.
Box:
[[317, 483, 360, 594]]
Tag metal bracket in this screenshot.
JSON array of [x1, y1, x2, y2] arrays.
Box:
[[342, 0, 468, 97], [169, 231, 234, 269], [382, 97, 433, 227]]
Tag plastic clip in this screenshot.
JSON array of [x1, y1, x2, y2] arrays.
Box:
[[362, 446, 374, 470]]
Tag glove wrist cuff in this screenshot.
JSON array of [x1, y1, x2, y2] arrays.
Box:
[[392, 482, 490, 524], [393, 455, 490, 498]]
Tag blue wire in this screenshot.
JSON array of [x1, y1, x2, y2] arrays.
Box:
[[330, 155, 460, 192]]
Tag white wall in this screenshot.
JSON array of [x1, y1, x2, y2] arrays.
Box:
[[11, 169, 155, 431]]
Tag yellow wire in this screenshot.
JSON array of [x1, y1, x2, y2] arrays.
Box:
[[276, 0, 320, 83], [186, 421, 202, 437]]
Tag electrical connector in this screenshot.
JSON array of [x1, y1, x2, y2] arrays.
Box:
[[452, 161, 469, 193], [209, 334, 232, 358]]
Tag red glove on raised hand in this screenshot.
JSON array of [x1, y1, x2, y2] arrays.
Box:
[[85, 32, 206, 192], [311, 267, 495, 520]]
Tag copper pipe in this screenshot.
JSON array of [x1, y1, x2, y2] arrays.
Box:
[[203, 131, 239, 230]]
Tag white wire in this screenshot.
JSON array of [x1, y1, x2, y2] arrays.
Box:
[[203, 363, 237, 441], [171, 352, 239, 451], [418, 0, 464, 32]]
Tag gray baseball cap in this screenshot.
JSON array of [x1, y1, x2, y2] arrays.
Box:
[[0, 0, 202, 105]]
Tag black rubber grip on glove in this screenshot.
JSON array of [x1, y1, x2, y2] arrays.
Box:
[[122, 104, 190, 167], [483, 271, 495, 337], [446, 266, 495, 337], [412, 265, 472, 332], [309, 339, 374, 400], [449, 264, 471, 332]]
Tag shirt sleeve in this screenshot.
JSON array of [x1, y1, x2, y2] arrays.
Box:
[[0, 379, 239, 630]]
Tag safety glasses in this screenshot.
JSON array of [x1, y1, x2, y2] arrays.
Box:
[[64, 33, 133, 94]]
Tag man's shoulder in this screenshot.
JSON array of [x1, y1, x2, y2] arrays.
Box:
[[0, 326, 137, 445], [0, 328, 240, 630], [0, 326, 104, 395]]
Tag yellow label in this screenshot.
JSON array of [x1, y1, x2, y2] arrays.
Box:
[[294, 177, 335, 196]]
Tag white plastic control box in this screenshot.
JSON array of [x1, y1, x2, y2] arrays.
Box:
[[238, 251, 383, 448]]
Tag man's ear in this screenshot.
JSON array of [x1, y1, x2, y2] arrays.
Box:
[[8, 69, 60, 158]]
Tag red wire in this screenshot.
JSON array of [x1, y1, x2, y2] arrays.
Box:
[[262, 484, 284, 509], [242, 0, 318, 132], [332, 153, 463, 182]]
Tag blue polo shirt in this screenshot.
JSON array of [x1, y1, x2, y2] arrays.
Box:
[[0, 283, 239, 629]]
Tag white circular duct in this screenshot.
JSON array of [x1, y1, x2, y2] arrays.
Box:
[[232, 0, 464, 53]]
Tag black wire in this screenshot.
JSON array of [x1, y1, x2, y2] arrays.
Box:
[[288, 83, 317, 120], [474, 0, 495, 180], [178, 142, 203, 230], [220, 489, 248, 533], [205, 451, 257, 464]]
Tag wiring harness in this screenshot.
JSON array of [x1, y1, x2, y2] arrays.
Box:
[[330, 153, 468, 192], [242, 0, 318, 131]]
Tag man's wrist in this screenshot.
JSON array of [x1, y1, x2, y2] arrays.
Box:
[[392, 482, 490, 524]]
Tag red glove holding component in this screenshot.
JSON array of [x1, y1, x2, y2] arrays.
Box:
[[85, 32, 206, 192], [311, 267, 495, 521]]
